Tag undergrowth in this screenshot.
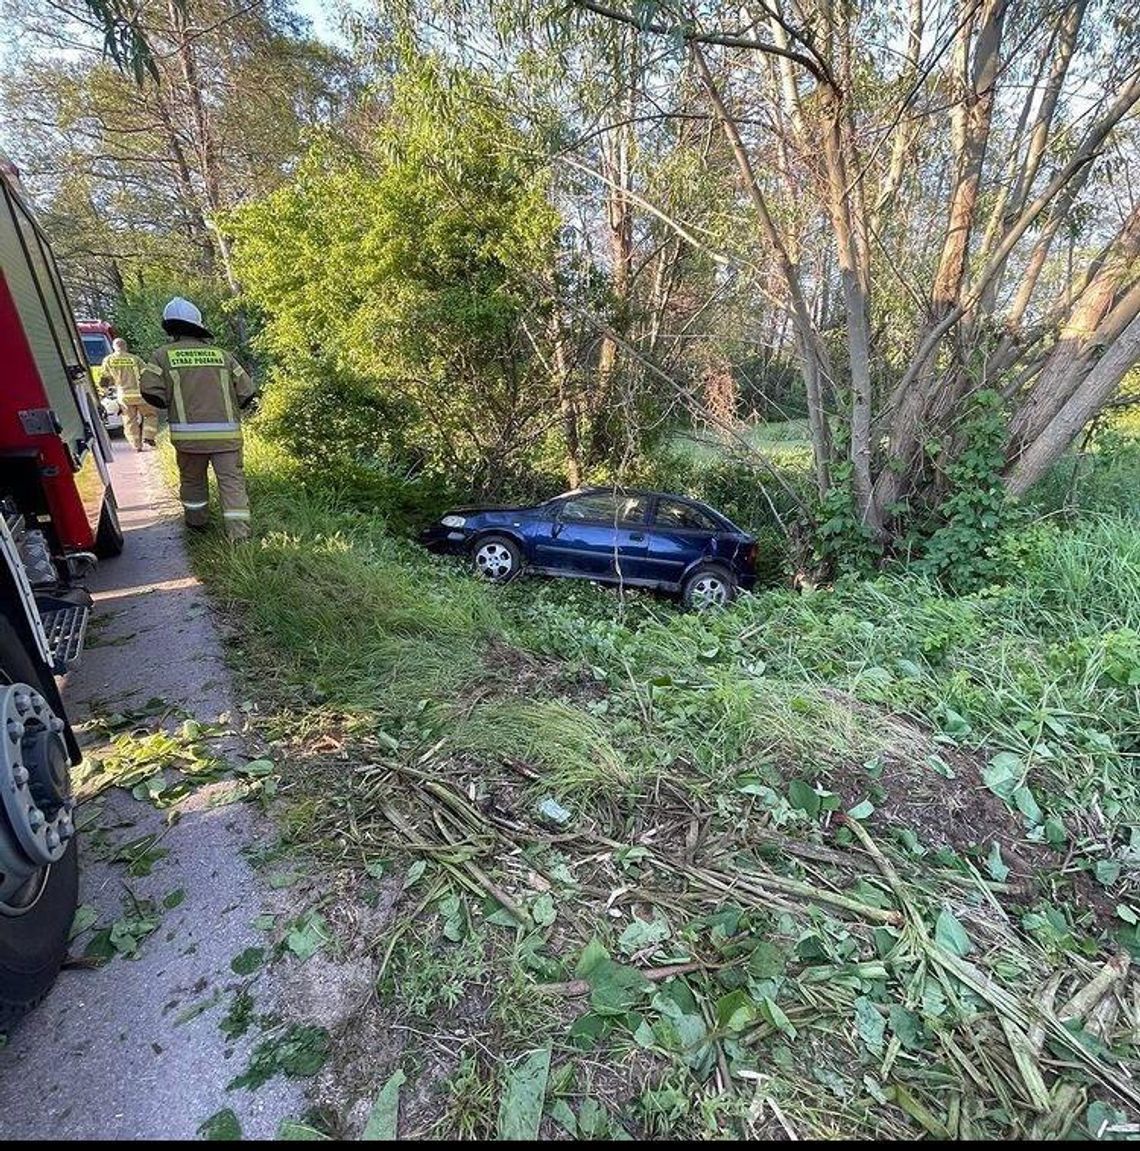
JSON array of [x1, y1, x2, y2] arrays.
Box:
[[183, 426, 1140, 1141]]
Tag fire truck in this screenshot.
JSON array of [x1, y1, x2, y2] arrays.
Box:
[[0, 150, 123, 1022]]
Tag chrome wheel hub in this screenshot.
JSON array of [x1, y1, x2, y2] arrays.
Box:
[[474, 542, 514, 581], [0, 683, 74, 911], [691, 575, 729, 609]]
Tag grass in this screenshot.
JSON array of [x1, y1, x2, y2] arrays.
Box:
[[179, 422, 1140, 1140]]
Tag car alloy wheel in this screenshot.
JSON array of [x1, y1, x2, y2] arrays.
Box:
[[474, 540, 516, 581], [690, 573, 730, 609]]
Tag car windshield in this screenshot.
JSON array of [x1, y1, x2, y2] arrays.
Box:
[[82, 334, 112, 365]]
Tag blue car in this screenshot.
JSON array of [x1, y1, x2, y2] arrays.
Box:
[[421, 487, 758, 608]]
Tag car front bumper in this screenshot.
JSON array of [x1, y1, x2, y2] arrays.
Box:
[[419, 523, 474, 556]]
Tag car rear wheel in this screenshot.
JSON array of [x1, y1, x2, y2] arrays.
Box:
[[682, 566, 736, 610], [472, 535, 521, 583], [0, 614, 79, 1026]]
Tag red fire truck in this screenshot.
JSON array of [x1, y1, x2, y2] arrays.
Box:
[[0, 150, 123, 1022]]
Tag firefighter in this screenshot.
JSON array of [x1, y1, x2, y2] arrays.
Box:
[[141, 297, 257, 542], [102, 337, 158, 451]]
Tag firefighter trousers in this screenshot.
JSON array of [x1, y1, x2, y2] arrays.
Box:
[[176, 448, 251, 541], [122, 400, 158, 451]]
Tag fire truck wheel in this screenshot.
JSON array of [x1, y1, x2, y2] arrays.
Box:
[[0, 614, 79, 1026], [95, 489, 124, 558]]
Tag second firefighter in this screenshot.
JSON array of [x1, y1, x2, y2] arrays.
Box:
[[142, 297, 257, 541]]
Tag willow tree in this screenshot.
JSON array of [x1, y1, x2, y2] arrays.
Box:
[[553, 0, 1140, 543]]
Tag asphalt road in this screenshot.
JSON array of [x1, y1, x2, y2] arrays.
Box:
[[0, 441, 302, 1139]]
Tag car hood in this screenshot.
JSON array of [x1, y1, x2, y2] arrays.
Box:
[[444, 505, 536, 517]]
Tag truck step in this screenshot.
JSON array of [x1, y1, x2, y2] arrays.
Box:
[[20, 529, 58, 587], [41, 603, 89, 672]]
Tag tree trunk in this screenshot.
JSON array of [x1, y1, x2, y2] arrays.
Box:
[[1006, 310, 1140, 496], [552, 310, 583, 488], [1008, 202, 1140, 450], [692, 43, 833, 497]]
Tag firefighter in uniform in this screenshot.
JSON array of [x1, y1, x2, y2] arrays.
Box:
[[141, 297, 257, 541], [103, 337, 158, 451]]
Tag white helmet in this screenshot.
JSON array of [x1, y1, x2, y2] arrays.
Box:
[[162, 296, 203, 327]]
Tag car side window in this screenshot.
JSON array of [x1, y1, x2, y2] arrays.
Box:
[[560, 493, 648, 524], [654, 499, 718, 532]]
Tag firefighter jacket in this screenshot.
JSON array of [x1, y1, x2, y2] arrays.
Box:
[[102, 352, 145, 404], [141, 337, 256, 453]]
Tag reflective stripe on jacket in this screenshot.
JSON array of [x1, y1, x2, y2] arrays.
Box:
[[141, 338, 256, 453], [102, 353, 144, 402]]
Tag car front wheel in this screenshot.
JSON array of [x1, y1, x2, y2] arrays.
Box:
[[682, 566, 736, 610], [472, 535, 521, 583]]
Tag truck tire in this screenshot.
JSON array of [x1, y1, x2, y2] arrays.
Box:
[[0, 613, 79, 1027], [94, 489, 124, 558]]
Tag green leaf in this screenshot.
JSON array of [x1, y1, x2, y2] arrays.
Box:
[[496, 1046, 551, 1140], [268, 871, 302, 889], [934, 908, 972, 957], [715, 989, 757, 1033], [758, 996, 796, 1039], [285, 912, 329, 961], [1116, 904, 1138, 925], [575, 938, 609, 978], [1044, 815, 1067, 846], [587, 960, 651, 1016], [577, 1098, 610, 1139], [939, 708, 971, 739], [235, 758, 275, 776], [198, 1108, 242, 1140], [787, 778, 819, 817], [925, 753, 956, 779], [1012, 784, 1043, 826], [163, 888, 186, 909], [362, 1068, 406, 1140], [982, 752, 1022, 800], [69, 904, 98, 940], [547, 1099, 577, 1137], [403, 860, 427, 889], [985, 842, 1010, 883], [747, 940, 787, 979], [847, 799, 874, 820], [231, 946, 265, 975], [277, 1120, 330, 1140], [531, 894, 557, 928], [889, 1004, 925, 1050], [1087, 1100, 1128, 1139], [1095, 860, 1121, 887], [617, 914, 669, 955], [853, 995, 885, 1056]]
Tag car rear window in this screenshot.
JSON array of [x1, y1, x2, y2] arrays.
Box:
[[655, 499, 719, 532], [82, 334, 111, 365], [560, 492, 648, 524]]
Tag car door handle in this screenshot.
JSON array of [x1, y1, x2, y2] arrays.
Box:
[[629, 533, 645, 542]]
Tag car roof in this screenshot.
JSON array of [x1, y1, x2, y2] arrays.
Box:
[[563, 485, 709, 505]]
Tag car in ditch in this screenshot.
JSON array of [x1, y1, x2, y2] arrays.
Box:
[[421, 486, 758, 608]]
